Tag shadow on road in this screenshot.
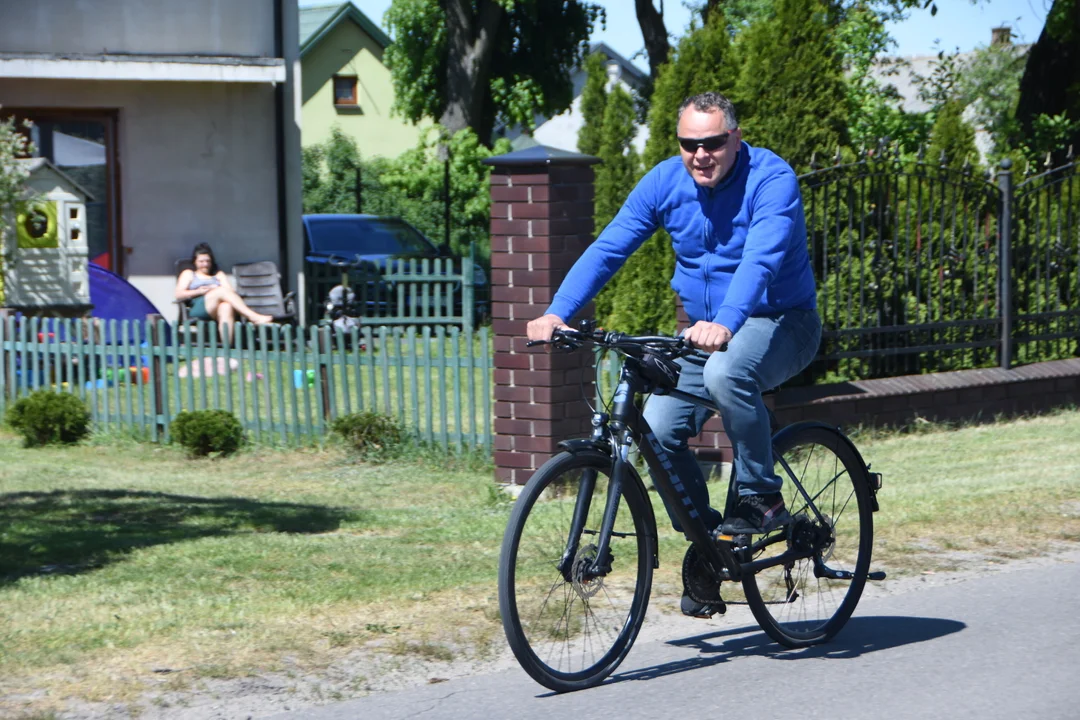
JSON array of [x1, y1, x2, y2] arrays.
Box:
[[610, 616, 966, 685]]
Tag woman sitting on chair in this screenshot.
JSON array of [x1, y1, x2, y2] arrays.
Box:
[[175, 242, 273, 341]]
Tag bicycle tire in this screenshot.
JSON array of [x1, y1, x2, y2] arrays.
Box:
[[498, 450, 655, 692], [742, 422, 874, 648]]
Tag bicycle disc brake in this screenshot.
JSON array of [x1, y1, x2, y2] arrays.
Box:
[[571, 544, 604, 600], [682, 544, 725, 606]]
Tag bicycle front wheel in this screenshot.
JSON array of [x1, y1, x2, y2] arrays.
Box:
[[498, 451, 654, 692], [742, 423, 874, 648]]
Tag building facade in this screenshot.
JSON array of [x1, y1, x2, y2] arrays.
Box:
[[299, 2, 429, 157], [0, 0, 304, 322]]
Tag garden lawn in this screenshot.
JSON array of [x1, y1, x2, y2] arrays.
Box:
[[1, 409, 1079, 710]]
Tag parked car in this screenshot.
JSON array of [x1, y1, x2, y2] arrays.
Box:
[[301, 214, 489, 325]]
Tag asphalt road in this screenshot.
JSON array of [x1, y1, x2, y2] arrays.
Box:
[[269, 552, 1080, 720]]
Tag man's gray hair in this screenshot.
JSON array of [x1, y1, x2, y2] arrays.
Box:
[[677, 92, 738, 131]]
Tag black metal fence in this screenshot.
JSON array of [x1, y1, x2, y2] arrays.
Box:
[[799, 147, 1079, 382]]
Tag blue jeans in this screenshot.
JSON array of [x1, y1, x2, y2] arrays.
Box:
[[641, 308, 822, 533]]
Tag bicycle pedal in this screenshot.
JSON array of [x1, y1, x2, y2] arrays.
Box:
[[868, 571, 887, 581]]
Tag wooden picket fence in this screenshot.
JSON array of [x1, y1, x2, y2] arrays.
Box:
[[0, 316, 492, 449]]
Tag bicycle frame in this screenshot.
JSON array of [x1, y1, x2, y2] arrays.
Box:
[[582, 354, 825, 584]]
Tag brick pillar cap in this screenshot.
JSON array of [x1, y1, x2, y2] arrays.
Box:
[[482, 144, 602, 167]]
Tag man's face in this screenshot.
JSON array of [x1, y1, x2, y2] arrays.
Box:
[[677, 108, 742, 188]]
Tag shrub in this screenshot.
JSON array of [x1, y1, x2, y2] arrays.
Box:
[[331, 411, 406, 462], [171, 409, 245, 457], [6, 390, 92, 447]]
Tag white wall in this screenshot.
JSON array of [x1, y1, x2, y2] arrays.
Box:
[[0, 0, 277, 57], [0, 78, 283, 321]]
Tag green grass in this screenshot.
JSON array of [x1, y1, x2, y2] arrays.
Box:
[[1, 409, 1079, 713]]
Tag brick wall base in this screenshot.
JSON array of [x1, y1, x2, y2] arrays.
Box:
[[684, 359, 1080, 466]]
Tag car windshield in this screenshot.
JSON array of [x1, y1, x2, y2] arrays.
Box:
[[308, 217, 436, 256]]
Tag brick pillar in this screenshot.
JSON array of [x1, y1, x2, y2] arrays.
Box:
[[483, 146, 601, 485]]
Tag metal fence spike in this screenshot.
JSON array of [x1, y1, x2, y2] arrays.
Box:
[[939, 148, 948, 166], [917, 144, 926, 162]]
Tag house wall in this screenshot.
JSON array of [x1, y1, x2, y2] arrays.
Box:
[[300, 19, 427, 157], [0, 0, 303, 324], [0, 78, 282, 321], [0, 0, 277, 56]]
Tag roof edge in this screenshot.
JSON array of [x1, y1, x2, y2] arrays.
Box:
[[300, 2, 392, 57]]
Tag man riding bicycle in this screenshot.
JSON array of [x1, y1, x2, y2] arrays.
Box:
[[526, 92, 822, 616]]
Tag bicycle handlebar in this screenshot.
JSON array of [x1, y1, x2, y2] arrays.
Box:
[[525, 320, 724, 360]]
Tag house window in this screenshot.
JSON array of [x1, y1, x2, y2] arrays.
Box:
[[333, 75, 357, 106]]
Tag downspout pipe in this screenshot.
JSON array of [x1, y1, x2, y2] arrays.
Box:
[[274, 0, 290, 286]]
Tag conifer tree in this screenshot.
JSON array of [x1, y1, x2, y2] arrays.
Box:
[[734, 0, 849, 172], [926, 99, 979, 172], [592, 83, 642, 324], [577, 52, 609, 156]]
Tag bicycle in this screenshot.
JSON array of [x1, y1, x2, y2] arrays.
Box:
[[497, 321, 885, 692]]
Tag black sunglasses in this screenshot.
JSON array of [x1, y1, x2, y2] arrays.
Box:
[[677, 133, 731, 153]]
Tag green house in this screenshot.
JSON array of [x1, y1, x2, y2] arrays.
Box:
[[300, 2, 429, 157]]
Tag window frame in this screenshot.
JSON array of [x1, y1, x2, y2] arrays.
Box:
[[332, 75, 358, 107]]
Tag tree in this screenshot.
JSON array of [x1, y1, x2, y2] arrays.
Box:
[[302, 125, 510, 263], [384, 0, 602, 141], [839, 1, 930, 154], [953, 40, 1026, 163], [576, 51, 609, 156], [734, 0, 850, 172], [0, 112, 35, 306], [1015, 0, 1080, 163], [926, 99, 979, 171], [592, 84, 643, 325], [634, 0, 670, 87]]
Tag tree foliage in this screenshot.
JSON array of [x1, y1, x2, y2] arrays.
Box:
[[926, 99, 979, 171], [734, 0, 850, 172], [384, 0, 603, 141], [302, 126, 509, 263], [592, 84, 643, 326], [576, 51, 609, 157], [1015, 0, 1080, 163], [0, 111, 35, 306]]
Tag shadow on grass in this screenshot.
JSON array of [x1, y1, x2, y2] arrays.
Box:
[[0, 488, 366, 585]]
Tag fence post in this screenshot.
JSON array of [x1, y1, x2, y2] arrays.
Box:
[[149, 316, 167, 437], [482, 145, 601, 485], [317, 325, 332, 421], [462, 243, 475, 337], [998, 158, 1013, 370]]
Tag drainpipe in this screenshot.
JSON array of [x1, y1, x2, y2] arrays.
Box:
[[274, 0, 290, 286]]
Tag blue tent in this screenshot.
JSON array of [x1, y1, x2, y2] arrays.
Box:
[[88, 263, 171, 344]]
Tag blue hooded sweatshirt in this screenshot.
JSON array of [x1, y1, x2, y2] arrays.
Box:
[[546, 142, 816, 334]]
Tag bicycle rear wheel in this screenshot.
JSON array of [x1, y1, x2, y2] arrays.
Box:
[[742, 423, 874, 648], [498, 451, 654, 692]]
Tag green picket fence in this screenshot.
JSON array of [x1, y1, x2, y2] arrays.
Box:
[[0, 316, 492, 449]]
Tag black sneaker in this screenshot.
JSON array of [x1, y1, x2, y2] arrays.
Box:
[[721, 492, 791, 535]]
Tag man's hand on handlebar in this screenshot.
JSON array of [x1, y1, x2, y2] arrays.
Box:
[[527, 314, 570, 344], [682, 321, 732, 354]]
